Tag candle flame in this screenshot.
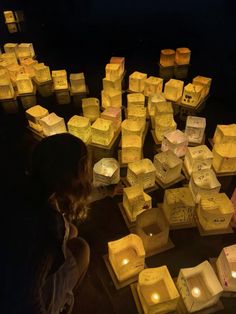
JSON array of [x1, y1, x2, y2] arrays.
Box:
[[191, 287, 201, 298], [121, 258, 129, 265], [231, 271, 236, 279], [149, 233, 153, 237], [151, 292, 160, 303]]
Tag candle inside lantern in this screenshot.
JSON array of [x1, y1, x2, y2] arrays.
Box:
[[231, 271, 236, 279], [121, 258, 129, 266], [151, 292, 160, 303], [143, 224, 160, 237], [191, 287, 201, 298]]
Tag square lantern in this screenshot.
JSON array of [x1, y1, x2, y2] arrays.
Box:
[[105, 63, 121, 80], [143, 76, 163, 97], [8, 64, 25, 83], [185, 116, 206, 144], [213, 124, 236, 144], [184, 145, 213, 176], [16, 73, 34, 94], [93, 158, 120, 186], [212, 143, 236, 173], [4, 43, 18, 54], [163, 187, 195, 227], [103, 77, 121, 93], [147, 93, 167, 119], [70, 73, 86, 93], [127, 107, 146, 127], [122, 119, 144, 137], [67, 115, 91, 143], [0, 79, 15, 100], [155, 114, 177, 142], [1, 52, 18, 66], [25, 105, 49, 133], [52, 70, 68, 90], [177, 261, 223, 313], [3, 11, 16, 23], [127, 159, 156, 189], [82, 97, 100, 122], [20, 58, 38, 78], [91, 118, 114, 146], [192, 76, 212, 99], [161, 129, 188, 158], [127, 93, 145, 110], [197, 193, 234, 231], [135, 208, 170, 255], [101, 107, 121, 131], [39, 113, 66, 136], [216, 244, 236, 292], [123, 184, 152, 222], [129, 71, 147, 92], [137, 266, 179, 314], [154, 150, 183, 185], [164, 79, 184, 102], [110, 57, 125, 76], [33, 63, 51, 82], [108, 234, 145, 282], [101, 89, 122, 108], [121, 135, 142, 164], [181, 83, 203, 107], [160, 49, 176, 67], [189, 169, 221, 203], [175, 47, 191, 65], [17, 43, 35, 59]]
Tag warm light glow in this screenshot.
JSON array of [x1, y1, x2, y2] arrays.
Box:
[[231, 271, 236, 279], [191, 287, 201, 298], [149, 233, 153, 237], [151, 292, 160, 303], [121, 258, 129, 265]]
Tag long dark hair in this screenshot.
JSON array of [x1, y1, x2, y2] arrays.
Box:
[[30, 133, 92, 222]]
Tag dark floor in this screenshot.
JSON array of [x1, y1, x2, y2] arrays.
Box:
[[1, 1, 236, 313]]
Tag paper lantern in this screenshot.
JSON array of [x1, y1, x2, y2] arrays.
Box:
[[127, 159, 156, 189], [212, 143, 236, 173], [123, 184, 152, 222], [70, 73, 86, 93], [39, 113, 66, 136], [154, 150, 183, 184], [147, 94, 167, 118], [127, 107, 146, 127], [25, 105, 49, 133], [0, 78, 15, 100], [185, 116, 206, 144], [127, 93, 145, 110], [101, 107, 121, 131], [121, 135, 142, 164], [184, 145, 213, 176], [105, 63, 121, 80], [17, 43, 35, 59], [33, 63, 51, 83], [122, 119, 144, 137], [189, 169, 221, 203], [216, 244, 236, 292], [129, 71, 147, 92], [154, 114, 177, 142], [163, 187, 195, 226], [213, 124, 236, 144], [135, 209, 170, 254], [108, 234, 145, 282], [3, 11, 16, 23], [164, 79, 184, 102], [160, 49, 175, 67], [161, 129, 188, 157], [177, 261, 223, 313], [67, 115, 91, 143], [175, 47, 191, 65], [16, 74, 34, 94], [93, 158, 120, 186], [52, 70, 68, 90], [0, 52, 18, 66], [110, 56, 125, 76], [144, 76, 163, 97], [8, 64, 25, 83], [91, 118, 114, 146], [20, 58, 38, 78], [137, 266, 179, 314], [4, 43, 18, 55], [101, 89, 122, 108], [181, 83, 203, 107], [82, 97, 100, 122], [103, 77, 121, 93], [192, 76, 212, 99], [197, 193, 234, 231]]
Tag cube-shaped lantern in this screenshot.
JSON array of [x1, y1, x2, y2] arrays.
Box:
[[137, 266, 179, 314], [213, 124, 236, 144], [154, 150, 183, 184], [110, 56, 125, 76], [20, 58, 38, 78], [189, 169, 221, 203], [105, 63, 121, 80], [185, 116, 206, 144], [39, 113, 66, 136], [216, 244, 236, 292], [93, 158, 120, 186], [121, 135, 142, 164], [16, 74, 34, 94], [123, 184, 152, 222], [184, 145, 213, 176], [101, 107, 121, 131], [161, 129, 188, 158], [70, 73, 86, 93], [163, 187, 195, 226], [52, 70, 68, 90], [181, 83, 203, 107], [103, 77, 121, 93], [127, 107, 146, 127], [8, 64, 25, 83], [155, 114, 177, 142], [17, 43, 35, 59], [3, 11, 16, 23], [192, 76, 212, 99], [0, 79, 15, 100], [108, 234, 145, 282], [4, 43, 18, 55], [197, 193, 234, 231], [101, 89, 122, 108], [212, 143, 236, 173], [135, 208, 170, 255], [175, 47, 191, 65], [122, 119, 144, 137], [148, 93, 167, 118], [177, 261, 223, 313], [82, 97, 100, 122], [25, 105, 49, 133], [129, 71, 147, 92], [127, 93, 145, 110], [91, 118, 114, 146], [33, 63, 51, 82], [67, 115, 91, 143], [1, 52, 18, 66], [127, 159, 156, 189], [164, 79, 184, 102], [144, 76, 163, 97], [160, 49, 176, 67]]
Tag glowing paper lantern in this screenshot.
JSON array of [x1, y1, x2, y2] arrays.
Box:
[[185, 116, 206, 144], [82, 97, 100, 122], [129, 71, 147, 92], [181, 83, 203, 107], [184, 145, 213, 176], [144, 76, 163, 97], [67, 115, 91, 143], [52, 70, 68, 90], [213, 124, 236, 144], [127, 159, 156, 189], [91, 118, 114, 146], [161, 129, 188, 158], [70, 73, 86, 93], [164, 79, 184, 102], [39, 112, 66, 136], [175, 47, 191, 65], [121, 135, 142, 164], [160, 49, 175, 67], [25, 105, 49, 133], [192, 76, 212, 99]]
